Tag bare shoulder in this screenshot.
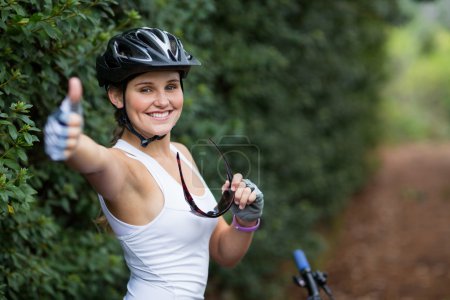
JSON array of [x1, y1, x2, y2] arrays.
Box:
[[82, 146, 128, 201], [109, 146, 131, 163], [88, 146, 144, 201], [108, 146, 145, 180]]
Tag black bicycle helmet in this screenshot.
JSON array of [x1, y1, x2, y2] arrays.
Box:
[[96, 27, 201, 87]]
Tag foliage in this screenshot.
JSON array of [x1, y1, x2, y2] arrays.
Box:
[[179, 1, 402, 298], [0, 102, 47, 299], [0, 1, 136, 298], [381, 0, 450, 143], [0, 0, 401, 299]]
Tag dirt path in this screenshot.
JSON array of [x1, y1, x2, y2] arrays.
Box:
[[322, 143, 450, 299]]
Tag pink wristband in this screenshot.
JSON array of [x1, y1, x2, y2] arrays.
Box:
[[231, 215, 260, 232]]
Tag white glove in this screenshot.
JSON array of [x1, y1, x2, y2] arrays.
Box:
[[44, 78, 83, 161]]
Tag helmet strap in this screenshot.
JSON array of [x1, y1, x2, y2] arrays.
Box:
[[120, 83, 166, 147]]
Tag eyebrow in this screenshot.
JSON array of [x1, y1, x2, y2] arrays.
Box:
[[134, 79, 180, 87]]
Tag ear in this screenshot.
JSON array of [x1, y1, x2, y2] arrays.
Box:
[[108, 86, 124, 109]]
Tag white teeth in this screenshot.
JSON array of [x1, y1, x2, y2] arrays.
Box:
[[149, 111, 169, 118]]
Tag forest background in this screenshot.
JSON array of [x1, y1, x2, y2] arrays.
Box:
[[1, 0, 445, 299]]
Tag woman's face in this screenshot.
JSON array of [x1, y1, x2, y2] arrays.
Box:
[[122, 70, 183, 138]]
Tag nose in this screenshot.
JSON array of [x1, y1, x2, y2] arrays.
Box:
[[154, 91, 170, 107]]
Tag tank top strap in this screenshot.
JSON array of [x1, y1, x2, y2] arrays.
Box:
[[170, 143, 207, 187], [114, 139, 170, 190]]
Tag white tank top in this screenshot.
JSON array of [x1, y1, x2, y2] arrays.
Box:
[[98, 139, 218, 300]]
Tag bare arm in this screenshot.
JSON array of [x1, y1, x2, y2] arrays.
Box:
[[66, 134, 127, 200], [209, 216, 257, 268]]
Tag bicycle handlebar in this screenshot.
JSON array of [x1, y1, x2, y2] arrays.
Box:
[[293, 249, 311, 272], [292, 249, 334, 300], [293, 249, 322, 300]]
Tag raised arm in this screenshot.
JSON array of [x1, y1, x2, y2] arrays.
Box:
[[44, 77, 127, 200]]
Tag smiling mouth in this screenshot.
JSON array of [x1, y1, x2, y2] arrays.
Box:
[[148, 111, 170, 119]]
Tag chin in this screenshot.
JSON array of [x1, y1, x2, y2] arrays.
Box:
[[151, 127, 173, 137]]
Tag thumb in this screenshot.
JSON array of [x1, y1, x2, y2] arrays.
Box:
[[68, 77, 83, 104], [67, 77, 83, 114]]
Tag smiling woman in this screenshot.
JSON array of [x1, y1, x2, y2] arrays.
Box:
[[43, 27, 264, 300]]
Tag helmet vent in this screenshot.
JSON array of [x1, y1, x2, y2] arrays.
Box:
[[117, 44, 131, 58], [152, 29, 165, 42], [105, 56, 120, 68], [168, 35, 179, 60], [116, 41, 149, 61], [136, 31, 167, 57]]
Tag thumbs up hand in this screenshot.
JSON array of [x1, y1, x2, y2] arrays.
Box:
[[44, 77, 84, 161], [61, 77, 83, 115]]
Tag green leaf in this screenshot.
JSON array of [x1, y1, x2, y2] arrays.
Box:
[[12, 4, 27, 17], [22, 133, 34, 146], [7, 125, 18, 140], [29, 13, 44, 23], [17, 18, 29, 26], [0, 192, 9, 203], [17, 114, 34, 126], [2, 159, 19, 170], [8, 204, 15, 214], [41, 23, 60, 40], [0, 120, 12, 125], [16, 149, 27, 163]]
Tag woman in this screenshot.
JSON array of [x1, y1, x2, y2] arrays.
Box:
[[44, 27, 263, 299]]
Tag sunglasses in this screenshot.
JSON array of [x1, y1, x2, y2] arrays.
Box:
[[176, 139, 235, 218]]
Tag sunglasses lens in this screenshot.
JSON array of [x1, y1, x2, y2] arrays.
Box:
[[193, 188, 234, 217], [216, 189, 235, 212]]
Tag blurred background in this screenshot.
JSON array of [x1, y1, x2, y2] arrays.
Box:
[[1, 0, 450, 299]]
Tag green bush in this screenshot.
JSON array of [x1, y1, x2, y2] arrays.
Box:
[[0, 1, 138, 299]]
